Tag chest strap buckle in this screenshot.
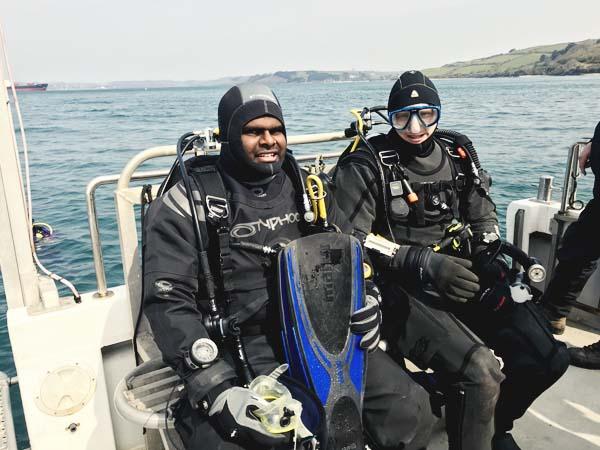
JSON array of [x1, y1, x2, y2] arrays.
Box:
[[378, 150, 400, 168], [205, 195, 229, 221], [454, 173, 467, 191]]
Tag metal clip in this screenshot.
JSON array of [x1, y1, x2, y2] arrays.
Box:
[[378, 150, 400, 168], [205, 195, 229, 220], [454, 173, 467, 191]]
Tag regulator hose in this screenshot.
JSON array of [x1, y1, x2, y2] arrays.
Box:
[[175, 132, 254, 386], [435, 129, 482, 170], [284, 154, 314, 224], [477, 239, 546, 284]]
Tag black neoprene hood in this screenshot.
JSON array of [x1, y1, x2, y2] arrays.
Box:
[[388, 70, 441, 112], [387, 71, 441, 157], [217, 83, 286, 181]]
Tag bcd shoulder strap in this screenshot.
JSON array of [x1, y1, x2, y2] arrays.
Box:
[[335, 134, 386, 175], [188, 162, 235, 309]]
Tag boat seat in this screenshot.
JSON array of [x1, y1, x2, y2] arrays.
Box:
[[114, 359, 185, 450]]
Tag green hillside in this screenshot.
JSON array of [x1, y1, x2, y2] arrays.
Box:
[[424, 39, 600, 78]]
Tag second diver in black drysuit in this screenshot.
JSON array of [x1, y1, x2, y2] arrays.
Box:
[[334, 71, 570, 450]]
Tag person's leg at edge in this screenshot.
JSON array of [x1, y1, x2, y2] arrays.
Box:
[[542, 199, 600, 334], [542, 258, 597, 334]]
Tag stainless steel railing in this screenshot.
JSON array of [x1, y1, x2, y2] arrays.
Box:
[[546, 141, 587, 283], [87, 170, 168, 297], [0, 372, 17, 450], [559, 142, 585, 213]]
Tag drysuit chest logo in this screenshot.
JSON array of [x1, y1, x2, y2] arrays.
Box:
[[154, 280, 173, 294], [230, 212, 301, 239]]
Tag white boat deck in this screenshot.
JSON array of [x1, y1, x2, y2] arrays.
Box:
[[425, 323, 600, 450]]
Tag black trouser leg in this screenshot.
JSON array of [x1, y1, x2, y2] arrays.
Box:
[[455, 302, 570, 435], [543, 199, 600, 318], [363, 349, 436, 450], [542, 259, 597, 319], [382, 285, 504, 450]]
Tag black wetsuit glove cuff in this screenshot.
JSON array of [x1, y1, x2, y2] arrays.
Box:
[[390, 245, 433, 284], [203, 379, 236, 409], [185, 359, 237, 410]]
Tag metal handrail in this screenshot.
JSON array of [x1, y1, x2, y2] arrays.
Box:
[[90, 131, 352, 297], [86, 170, 169, 297], [0, 371, 17, 450], [546, 141, 587, 283], [559, 142, 582, 214]]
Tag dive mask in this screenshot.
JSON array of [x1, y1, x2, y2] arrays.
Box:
[[389, 105, 441, 130]]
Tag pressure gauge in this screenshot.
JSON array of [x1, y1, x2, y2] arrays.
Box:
[[527, 264, 546, 284], [185, 338, 219, 369]]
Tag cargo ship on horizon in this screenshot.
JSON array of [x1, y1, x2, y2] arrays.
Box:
[[11, 82, 48, 91]]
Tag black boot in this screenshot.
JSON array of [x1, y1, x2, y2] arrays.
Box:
[[569, 339, 600, 369], [492, 433, 521, 450]]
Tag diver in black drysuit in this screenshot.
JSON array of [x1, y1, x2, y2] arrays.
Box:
[[334, 71, 570, 450], [143, 83, 435, 450]]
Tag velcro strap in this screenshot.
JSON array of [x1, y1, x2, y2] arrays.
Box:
[[218, 229, 235, 294]]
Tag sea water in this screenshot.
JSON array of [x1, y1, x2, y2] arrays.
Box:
[[1, 76, 600, 446]]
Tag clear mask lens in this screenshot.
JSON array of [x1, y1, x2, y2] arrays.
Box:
[[390, 106, 440, 130]]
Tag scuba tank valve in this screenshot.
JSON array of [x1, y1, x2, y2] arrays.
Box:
[[306, 174, 328, 227]]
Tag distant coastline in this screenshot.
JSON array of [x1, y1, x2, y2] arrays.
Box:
[[45, 71, 400, 91], [423, 38, 600, 78], [40, 37, 600, 91]]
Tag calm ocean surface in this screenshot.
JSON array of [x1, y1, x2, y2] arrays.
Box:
[[1, 76, 600, 446]]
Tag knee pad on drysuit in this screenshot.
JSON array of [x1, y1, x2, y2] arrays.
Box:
[[445, 346, 503, 450]]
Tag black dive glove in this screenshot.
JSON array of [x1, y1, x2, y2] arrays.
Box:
[[394, 247, 480, 303], [473, 255, 513, 312], [350, 280, 382, 352], [208, 385, 290, 447]]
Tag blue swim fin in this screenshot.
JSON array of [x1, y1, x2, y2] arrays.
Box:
[[278, 232, 366, 450]]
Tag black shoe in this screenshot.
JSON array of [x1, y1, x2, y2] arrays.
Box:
[[569, 339, 600, 369], [492, 433, 522, 450]]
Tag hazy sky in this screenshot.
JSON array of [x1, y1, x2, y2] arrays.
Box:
[[4, 0, 600, 83]]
